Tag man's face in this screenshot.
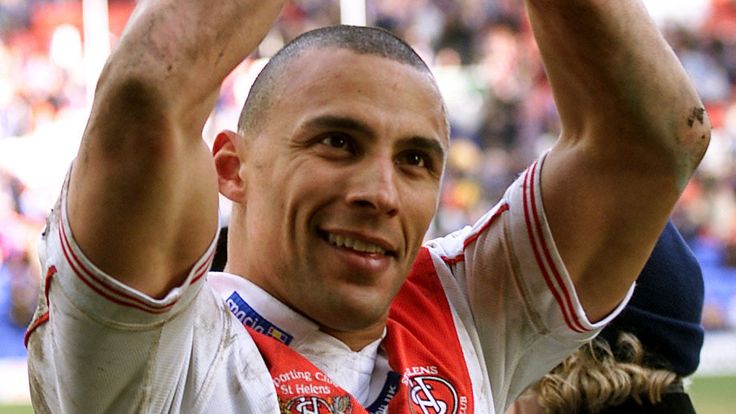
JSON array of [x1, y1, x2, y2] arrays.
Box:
[[240, 47, 448, 335]]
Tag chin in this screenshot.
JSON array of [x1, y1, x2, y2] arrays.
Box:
[[316, 297, 390, 333]]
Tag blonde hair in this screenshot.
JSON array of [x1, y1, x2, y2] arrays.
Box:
[[531, 333, 678, 414]]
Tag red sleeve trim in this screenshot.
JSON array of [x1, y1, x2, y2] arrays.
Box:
[[58, 216, 213, 314], [522, 160, 589, 333], [441, 203, 510, 265], [441, 254, 465, 265], [24, 265, 59, 348], [462, 204, 510, 250], [43, 265, 57, 304], [24, 312, 49, 347]]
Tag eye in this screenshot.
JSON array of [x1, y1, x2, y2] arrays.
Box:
[[320, 134, 354, 152], [397, 151, 429, 168]]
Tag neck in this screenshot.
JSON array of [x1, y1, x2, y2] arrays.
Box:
[[222, 264, 387, 352]]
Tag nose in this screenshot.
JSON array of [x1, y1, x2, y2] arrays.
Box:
[[346, 158, 400, 217]]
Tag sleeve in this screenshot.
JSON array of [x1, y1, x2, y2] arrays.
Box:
[[426, 154, 634, 411], [25, 172, 220, 413]]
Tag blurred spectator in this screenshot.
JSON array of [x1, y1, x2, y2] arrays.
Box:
[[0, 167, 42, 357]]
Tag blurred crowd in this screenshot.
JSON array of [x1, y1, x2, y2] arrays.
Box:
[[2, 0, 736, 355]]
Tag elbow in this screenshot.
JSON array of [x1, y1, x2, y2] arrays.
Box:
[[673, 106, 711, 191]]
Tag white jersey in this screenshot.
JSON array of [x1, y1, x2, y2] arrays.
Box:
[[26, 156, 631, 413]]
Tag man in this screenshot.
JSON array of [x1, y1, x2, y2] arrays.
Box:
[[25, 1, 709, 413]]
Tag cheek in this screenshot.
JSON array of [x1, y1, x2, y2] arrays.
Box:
[[404, 184, 440, 236], [282, 173, 334, 218]]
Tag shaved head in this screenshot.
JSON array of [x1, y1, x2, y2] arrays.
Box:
[[238, 25, 444, 136]]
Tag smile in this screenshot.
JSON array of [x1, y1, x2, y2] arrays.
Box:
[[325, 233, 390, 256]]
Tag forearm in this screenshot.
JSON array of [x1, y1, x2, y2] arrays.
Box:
[[98, 0, 286, 129], [523, 0, 710, 321], [67, 0, 285, 297], [525, 0, 709, 177]]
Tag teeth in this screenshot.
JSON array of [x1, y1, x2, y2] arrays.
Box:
[[327, 233, 387, 255]]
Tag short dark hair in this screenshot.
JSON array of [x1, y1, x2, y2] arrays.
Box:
[[237, 25, 438, 135]]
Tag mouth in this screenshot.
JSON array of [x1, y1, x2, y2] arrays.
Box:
[[319, 231, 397, 258]]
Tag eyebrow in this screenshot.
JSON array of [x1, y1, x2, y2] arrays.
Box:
[[303, 115, 374, 137], [303, 114, 447, 160]]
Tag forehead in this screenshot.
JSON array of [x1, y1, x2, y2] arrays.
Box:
[[271, 47, 448, 146]]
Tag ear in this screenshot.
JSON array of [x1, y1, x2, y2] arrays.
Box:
[[213, 130, 247, 203]]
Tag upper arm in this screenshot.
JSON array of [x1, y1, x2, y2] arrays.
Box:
[[65, 0, 285, 297], [68, 75, 219, 298], [524, 0, 710, 320]]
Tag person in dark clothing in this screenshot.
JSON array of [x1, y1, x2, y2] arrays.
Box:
[[507, 221, 704, 414]]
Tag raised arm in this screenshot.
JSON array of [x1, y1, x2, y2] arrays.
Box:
[[526, 0, 710, 321], [67, 0, 285, 297]]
